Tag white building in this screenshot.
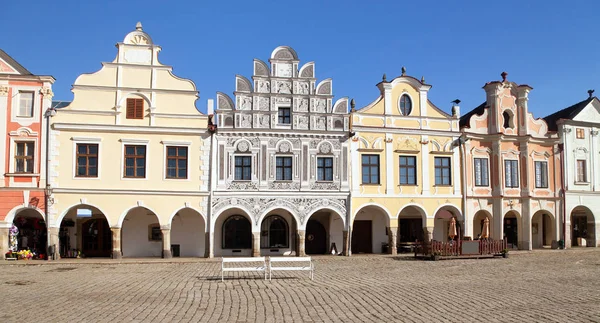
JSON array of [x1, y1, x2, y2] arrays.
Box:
[[211, 46, 351, 257]]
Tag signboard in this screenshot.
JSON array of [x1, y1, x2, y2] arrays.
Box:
[[76, 209, 92, 218]]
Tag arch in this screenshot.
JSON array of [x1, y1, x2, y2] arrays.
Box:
[[502, 109, 514, 129], [275, 139, 295, 154], [531, 210, 555, 248], [298, 61, 314, 78], [354, 203, 392, 222], [332, 97, 349, 114], [433, 204, 463, 242], [59, 204, 112, 258], [222, 215, 252, 249], [260, 215, 290, 249], [356, 136, 369, 149], [211, 206, 254, 232], [270, 46, 299, 60], [117, 205, 160, 228], [503, 210, 521, 249], [256, 205, 299, 229], [235, 75, 253, 92], [352, 204, 390, 254], [315, 79, 332, 96], [305, 206, 346, 228], [567, 205, 595, 221], [118, 92, 152, 109], [304, 208, 344, 255], [4, 205, 45, 226], [432, 204, 463, 221], [216, 92, 234, 110], [253, 59, 270, 76], [397, 204, 428, 221], [399, 93, 412, 116], [10, 207, 48, 257], [473, 210, 493, 239], [168, 206, 206, 226], [56, 203, 112, 228], [570, 205, 595, 247]]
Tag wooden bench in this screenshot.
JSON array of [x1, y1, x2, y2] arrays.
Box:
[[221, 257, 267, 282], [268, 257, 314, 281]]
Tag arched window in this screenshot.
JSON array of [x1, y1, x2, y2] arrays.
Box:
[[260, 215, 289, 248], [399, 94, 412, 116], [503, 110, 513, 129], [222, 215, 251, 249]]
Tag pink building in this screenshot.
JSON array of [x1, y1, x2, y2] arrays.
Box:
[[0, 49, 55, 258], [460, 72, 562, 250]]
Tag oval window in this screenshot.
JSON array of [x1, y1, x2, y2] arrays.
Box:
[[399, 94, 412, 116]]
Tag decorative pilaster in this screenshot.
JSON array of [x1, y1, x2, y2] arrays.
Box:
[[111, 228, 122, 259], [297, 230, 306, 256], [342, 230, 350, 256], [388, 227, 398, 255], [252, 232, 261, 257], [161, 228, 172, 258], [205, 233, 212, 258]]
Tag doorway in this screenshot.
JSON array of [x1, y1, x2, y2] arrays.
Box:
[[351, 220, 372, 254], [82, 218, 112, 257], [305, 220, 326, 254], [504, 215, 518, 248]]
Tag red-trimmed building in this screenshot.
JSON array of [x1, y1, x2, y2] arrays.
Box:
[[0, 49, 55, 258]]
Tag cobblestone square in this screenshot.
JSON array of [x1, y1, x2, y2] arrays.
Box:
[[1, 249, 600, 322]]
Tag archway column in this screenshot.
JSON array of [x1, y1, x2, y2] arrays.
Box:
[[522, 215, 532, 250], [161, 226, 172, 259], [388, 227, 398, 255], [423, 226, 433, 242], [342, 230, 349, 256], [111, 227, 122, 259], [0, 227, 9, 258], [591, 221, 600, 247], [205, 233, 213, 258], [297, 229, 306, 256], [565, 222, 572, 249], [48, 227, 59, 260], [252, 231, 260, 257]]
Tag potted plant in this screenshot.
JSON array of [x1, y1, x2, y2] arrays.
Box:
[[431, 251, 441, 261], [501, 248, 509, 258], [5, 251, 17, 260]]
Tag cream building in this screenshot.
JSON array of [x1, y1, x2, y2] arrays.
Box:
[[350, 70, 463, 255], [48, 23, 210, 258], [212, 46, 351, 257]]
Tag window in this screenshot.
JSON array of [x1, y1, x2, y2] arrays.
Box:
[[260, 215, 289, 248], [576, 128, 585, 139], [222, 215, 252, 249], [276, 156, 293, 180], [577, 160, 587, 182], [148, 224, 162, 241], [278, 107, 291, 124], [535, 161, 548, 188], [474, 158, 489, 186], [18, 92, 34, 117], [124, 145, 146, 178], [15, 142, 34, 173], [234, 156, 252, 180], [399, 156, 417, 185], [166, 146, 187, 179], [503, 110, 513, 129], [317, 157, 333, 181], [399, 94, 412, 116], [504, 160, 519, 188], [76, 143, 98, 177], [434, 157, 451, 185], [126, 98, 144, 119], [361, 154, 380, 184]]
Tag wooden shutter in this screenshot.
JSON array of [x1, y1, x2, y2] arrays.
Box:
[[126, 98, 144, 119]]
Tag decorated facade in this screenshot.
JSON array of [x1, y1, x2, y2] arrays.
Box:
[[349, 70, 463, 255], [0, 50, 55, 259], [460, 72, 562, 250], [47, 23, 211, 258], [544, 92, 600, 248], [212, 46, 351, 257]]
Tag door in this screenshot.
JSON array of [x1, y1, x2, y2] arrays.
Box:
[[82, 218, 112, 257], [351, 220, 372, 253], [305, 220, 327, 255], [572, 215, 588, 246], [503, 217, 518, 248]]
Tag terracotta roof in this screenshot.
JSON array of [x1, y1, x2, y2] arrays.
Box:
[[459, 102, 487, 129], [543, 97, 595, 131], [0, 49, 32, 75]]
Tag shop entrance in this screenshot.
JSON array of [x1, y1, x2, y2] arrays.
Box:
[[11, 209, 47, 259], [82, 218, 112, 257]]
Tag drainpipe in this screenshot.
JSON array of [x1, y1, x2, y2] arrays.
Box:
[[207, 99, 217, 258], [44, 107, 57, 260], [458, 134, 469, 239], [559, 143, 566, 248]]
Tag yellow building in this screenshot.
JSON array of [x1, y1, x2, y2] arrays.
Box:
[[350, 70, 463, 255], [48, 23, 210, 258]]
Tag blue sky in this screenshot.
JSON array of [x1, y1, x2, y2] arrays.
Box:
[[2, 0, 599, 117]]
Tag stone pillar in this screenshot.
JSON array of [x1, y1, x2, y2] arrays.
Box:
[[423, 226, 434, 243], [161, 228, 172, 258], [590, 221, 600, 247], [297, 230, 306, 257], [564, 222, 571, 249], [111, 227, 122, 259], [0, 227, 9, 259], [205, 232, 212, 258], [388, 227, 398, 255], [48, 227, 59, 260], [521, 215, 532, 251], [342, 230, 350, 256], [252, 232, 260, 257]]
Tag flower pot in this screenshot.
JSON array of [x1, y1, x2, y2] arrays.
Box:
[[502, 253, 508, 258]]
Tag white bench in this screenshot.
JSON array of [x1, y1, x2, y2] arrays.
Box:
[[221, 257, 267, 282], [268, 256, 314, 281]]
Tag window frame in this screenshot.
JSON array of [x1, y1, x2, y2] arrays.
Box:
[[14, 141, 35, 174], [126, 98, 144, 120], [399, 94, 412, 116], [361, 154, 380, 185], [278, 107, 291, 124], [166, 146, 188, 179], [222, 215, 252, 249], [234, 155, 252, 181], [260, 215, 289, 249], [473, 157, 489, 187], [434, 157, 452, 186], [17, 91, 35, 118], [576, 128, 585, 139], [576, 159, 587, 183], [399, 155, 417, 185], [534, 161, 548, 188], [317, 157, 334, 182], [123, 144, 147, 179], [504, 159, 519, 188], [75, 143, 99, 178], [275, 156, 293, 181]]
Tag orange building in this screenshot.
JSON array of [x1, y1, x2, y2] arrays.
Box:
[[0, 49, 55, 258], [460, 72, 562, 250]]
